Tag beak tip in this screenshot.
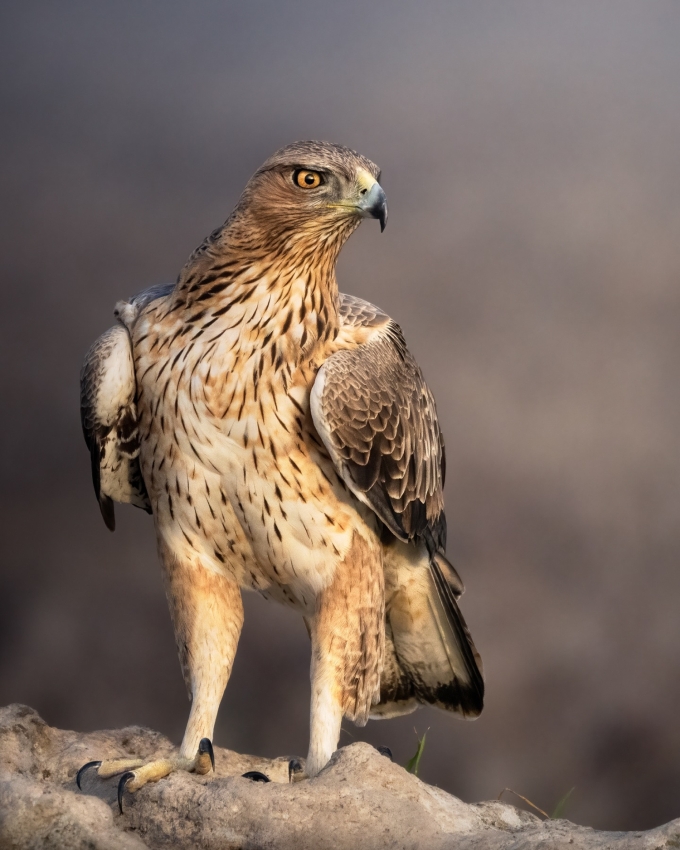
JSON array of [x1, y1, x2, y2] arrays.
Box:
[[358, 183, 388, 231]]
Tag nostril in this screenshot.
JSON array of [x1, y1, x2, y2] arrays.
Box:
[[360, 188, 367, 195]]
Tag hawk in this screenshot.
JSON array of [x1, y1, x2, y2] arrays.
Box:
[[78, 141, 484, 808]]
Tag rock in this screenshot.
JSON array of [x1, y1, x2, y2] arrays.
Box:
[[0, 704, 678, 849]]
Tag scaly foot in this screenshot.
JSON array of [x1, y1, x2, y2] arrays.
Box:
[[76, 738, 215, 813]]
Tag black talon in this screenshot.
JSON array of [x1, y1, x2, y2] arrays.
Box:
[[288, 758, 303, 782], [242, 770, 270, 783], [76, 760, 101, 790], [199, 737, 215, 771], [117, 771, 135, 814], [377, 746, 394, 761]]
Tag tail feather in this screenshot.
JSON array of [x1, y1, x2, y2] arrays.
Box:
[[428, 551, 484, 714], [371, 536, 484, 720]]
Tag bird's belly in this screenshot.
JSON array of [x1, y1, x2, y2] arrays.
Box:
[[216, 434, 368, 610], [184, 378, 380, 610], [137, 341, 378, 611], [140, 429, 270, 592]]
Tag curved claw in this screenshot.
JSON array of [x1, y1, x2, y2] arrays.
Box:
[[198, 737, 215, 771], [288, 758, 303, 782], [242, 770, 270, 783], [377, 746, 394, 762], [76, 760, 101, 790], [117, 771, 135, 814]]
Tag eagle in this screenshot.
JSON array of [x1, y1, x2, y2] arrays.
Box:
[[78, 141, 484, 808]]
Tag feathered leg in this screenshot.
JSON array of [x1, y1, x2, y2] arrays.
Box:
[[161, 543, 244, 757], [77, 543, 244, 811], [305, 531, 385, 778]]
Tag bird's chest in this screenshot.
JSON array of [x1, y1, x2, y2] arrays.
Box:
[[205, 351, 360, 599], [136, 323, 364, 604]]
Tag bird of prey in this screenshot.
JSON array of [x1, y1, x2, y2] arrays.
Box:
[[78, 141, 484, 808]]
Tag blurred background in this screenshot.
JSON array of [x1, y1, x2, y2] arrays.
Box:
[[2, 0, 680, 832]]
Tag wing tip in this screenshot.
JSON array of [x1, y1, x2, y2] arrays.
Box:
[[428, 551, 485, 711], [432, 677, 485, 718], [99, 495, 116, 531], [432, 550, 465, 597]]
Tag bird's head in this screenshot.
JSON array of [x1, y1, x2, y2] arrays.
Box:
[[231, 141, 387, 249]]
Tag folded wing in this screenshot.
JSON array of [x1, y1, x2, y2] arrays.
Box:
[[311, 294, 484, 718], [80, 323, 150, 530], [311, 301, 444, 544]]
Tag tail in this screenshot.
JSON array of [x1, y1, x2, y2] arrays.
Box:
[[371, 537, 484, 720]]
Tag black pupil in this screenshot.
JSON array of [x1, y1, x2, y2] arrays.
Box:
[[304, 173, 316, 185]]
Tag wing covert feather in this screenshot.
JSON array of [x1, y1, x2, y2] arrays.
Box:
[[312, 302, 445, 544]]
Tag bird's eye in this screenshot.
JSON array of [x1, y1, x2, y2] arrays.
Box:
[[293, 169, 323, 189]]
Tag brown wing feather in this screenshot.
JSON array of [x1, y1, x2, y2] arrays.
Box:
[[312, 299, 445, 544]]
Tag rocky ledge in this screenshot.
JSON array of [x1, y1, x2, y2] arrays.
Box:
[[0, 704, 678, 849]]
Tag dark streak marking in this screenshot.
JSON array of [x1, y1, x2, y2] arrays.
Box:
[[186, 309, 208, 324], [289, 395, 305, 415], [299, 518, 313, 542]]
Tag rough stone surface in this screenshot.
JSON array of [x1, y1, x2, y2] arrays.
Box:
[[0, 704, 678, 849]]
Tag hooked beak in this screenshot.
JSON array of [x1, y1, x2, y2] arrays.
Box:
[[357, 181, 388, 232]]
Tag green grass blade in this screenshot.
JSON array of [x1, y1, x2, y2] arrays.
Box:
[[405, 732, 427, 776], [551, 787, 575, 819]]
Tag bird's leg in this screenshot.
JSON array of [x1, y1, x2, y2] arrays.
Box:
[[302, 531, 385, 780], [305, 636, 345, 779], [77, 548, 244, 812]]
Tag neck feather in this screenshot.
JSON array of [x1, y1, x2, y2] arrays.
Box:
[[169, 211, 359, 357]]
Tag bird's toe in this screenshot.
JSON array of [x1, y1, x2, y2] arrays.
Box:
[[288, 758, 307, 783], [117, 771, 136, 814], [242, 770, 271, 782], [76, 760, 102, 790]]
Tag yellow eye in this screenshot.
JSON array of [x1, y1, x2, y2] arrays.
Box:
[[294, 169, 322, 189]]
